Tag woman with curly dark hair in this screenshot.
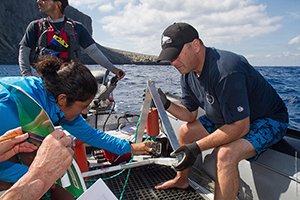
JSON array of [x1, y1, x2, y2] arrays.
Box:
[[0, 56, 152, 184]]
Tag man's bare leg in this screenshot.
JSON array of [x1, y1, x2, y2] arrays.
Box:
[[155, 119, 208, 190], [214, 139, 256, 199]]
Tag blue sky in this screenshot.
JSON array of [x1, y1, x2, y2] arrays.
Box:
[[69, 0, 300, 66]]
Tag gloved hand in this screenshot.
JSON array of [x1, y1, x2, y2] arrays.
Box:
[[142, 88, 171, 110], [171, 142, 201, 171], [157, 88, 171, 110]]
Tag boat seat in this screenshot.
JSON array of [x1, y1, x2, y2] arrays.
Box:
[[269, 128, 300, 158]]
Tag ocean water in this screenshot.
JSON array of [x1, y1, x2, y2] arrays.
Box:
[[1, 65, 299, 131]]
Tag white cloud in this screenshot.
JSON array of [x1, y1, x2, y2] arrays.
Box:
[[94, 0, 283, 55], [287, 11, 300, 19], [288, 35, 300, 45], [263, 52, 300, 59], [283, 52, 292, 57], [69, 0, 109, 9], [68, 0, 287, 62], [113, 0, 135, 6], [245, 54, 256, 58], [265, 54, 272, 58], [98, 3, 114, 12], [244, 51, 300, 66]]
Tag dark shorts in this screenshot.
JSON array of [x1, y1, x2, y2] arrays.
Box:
[[198, 115, 288, 161]]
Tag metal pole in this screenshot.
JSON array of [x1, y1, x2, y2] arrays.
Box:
[[148, 81, 180, 150], [135, 80, 152, 143]]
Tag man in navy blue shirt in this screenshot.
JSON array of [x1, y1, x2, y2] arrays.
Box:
[[155, 22, 288, 200], [19, 0, 125, 79]]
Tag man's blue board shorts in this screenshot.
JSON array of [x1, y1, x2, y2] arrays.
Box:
[[198, 115, 288, 161]]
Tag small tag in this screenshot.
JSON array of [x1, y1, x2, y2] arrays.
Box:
[[53, 35, 69, 48]]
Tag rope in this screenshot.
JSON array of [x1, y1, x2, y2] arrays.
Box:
[[117, 115, 157, 200], [84, 115, 141, 199], [118, 122, 136, 136], [119, 167, 132, 200], [145, 136, 156, 142], [84, 106, 157, 199], [84, 157, 133, 186], [116, 115, 143, 200], [118, 112, 139, 136]]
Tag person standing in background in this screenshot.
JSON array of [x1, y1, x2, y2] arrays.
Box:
[[19, 0, 125, 79]]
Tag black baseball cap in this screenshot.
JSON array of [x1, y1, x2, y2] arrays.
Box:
[[157, 22, 199, 62]]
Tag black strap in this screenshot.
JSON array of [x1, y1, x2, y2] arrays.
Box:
[[47, 45, 68, 52], [54, 113, 62, 126]]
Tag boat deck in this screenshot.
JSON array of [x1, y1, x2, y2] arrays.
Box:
[[87, 164, 204, 200]]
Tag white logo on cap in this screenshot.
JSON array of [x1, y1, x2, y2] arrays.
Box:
[[161, 35, 172, 45]]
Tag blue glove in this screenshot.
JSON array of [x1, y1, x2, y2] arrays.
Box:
[[171, 142, 201, 171]]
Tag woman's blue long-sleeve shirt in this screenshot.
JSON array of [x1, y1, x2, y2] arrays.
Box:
[[0, 76, 131, 182]]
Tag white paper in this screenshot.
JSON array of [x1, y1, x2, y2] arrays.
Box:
[[77, 178, 117, 200]]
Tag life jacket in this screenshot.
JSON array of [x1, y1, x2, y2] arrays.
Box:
[[34, 17, 81, 63]]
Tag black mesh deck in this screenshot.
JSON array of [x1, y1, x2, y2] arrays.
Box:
[[88, 164, 204, 200]]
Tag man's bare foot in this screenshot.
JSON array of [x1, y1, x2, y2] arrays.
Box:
[[155, 177, 189, 190]]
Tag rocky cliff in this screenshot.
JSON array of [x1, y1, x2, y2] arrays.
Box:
[[0, 0, 161, 65]]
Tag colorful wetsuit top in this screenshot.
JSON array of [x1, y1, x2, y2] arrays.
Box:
[[34, 17, 81, 62], [20, 17, 94, 55], [181, 47, 288, 128], [0, 76, 131, 182]]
